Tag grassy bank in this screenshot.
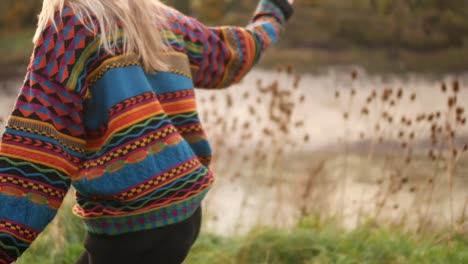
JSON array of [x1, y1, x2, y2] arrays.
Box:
[[2, 30, 468, 76], [260, 46, 468, 75], [14, 195, 468, 264], [17, 220, 468, 264], [0, 30, 34, 72], [186, 221, 468, 264]]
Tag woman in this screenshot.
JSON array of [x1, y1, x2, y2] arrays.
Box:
[[0, 0, 294, 263]]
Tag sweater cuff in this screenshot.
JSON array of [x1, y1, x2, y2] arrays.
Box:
[[269, 0, 294, 21], [253, 0, 294, 24]]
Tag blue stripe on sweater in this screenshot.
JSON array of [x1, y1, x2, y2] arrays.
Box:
[[146, 72, 193, 94], [72, 139, 198, 196], [86, 67, 194, 130], [0, 194, 56, 231], [187, 139, 212, 157], [86, 66, 151, 130]]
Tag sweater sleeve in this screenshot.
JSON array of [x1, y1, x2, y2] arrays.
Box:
[[168, 0, 293, 89], [0, 9, 93, 264]]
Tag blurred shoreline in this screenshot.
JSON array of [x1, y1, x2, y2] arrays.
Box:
[[2, 30, 468, 78]]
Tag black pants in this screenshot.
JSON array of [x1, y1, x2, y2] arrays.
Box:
[[76, 207, 202, 264]]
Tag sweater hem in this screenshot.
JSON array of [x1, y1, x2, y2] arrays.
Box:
[[77, 187, 210, 235]]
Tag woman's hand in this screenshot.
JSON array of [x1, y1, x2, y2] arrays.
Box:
[[288, 0, 294, 4]]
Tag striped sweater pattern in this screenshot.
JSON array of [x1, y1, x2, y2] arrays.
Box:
[[0, 0, 292, 262]]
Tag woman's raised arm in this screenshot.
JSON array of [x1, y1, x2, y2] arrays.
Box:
[[166, 0, 294, 89]]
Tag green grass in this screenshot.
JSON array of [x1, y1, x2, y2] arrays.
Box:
[[14, 197, 468, 264], [259, 46, 468, 75], [186, 218, 468, 264], [2, 29, 468, 77], [0, 29, 34, 72]]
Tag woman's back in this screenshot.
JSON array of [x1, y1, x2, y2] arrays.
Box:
[[0, 0, 293, 263]]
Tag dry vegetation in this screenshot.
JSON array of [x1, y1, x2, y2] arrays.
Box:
[[2, 69, 467, 263], [0, 68, 466, 235], [331, 72, 468, 233], [195, 67, 468, 235]]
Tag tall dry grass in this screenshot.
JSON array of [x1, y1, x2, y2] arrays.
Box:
[[196, 67, 468, 234], [335, 72, 467, 232], [0, 68, 467, 264]]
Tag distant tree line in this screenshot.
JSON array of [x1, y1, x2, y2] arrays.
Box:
[[0, 0, 42, 28], [1, 0, 467, 51], [292, 0, 468, 51]]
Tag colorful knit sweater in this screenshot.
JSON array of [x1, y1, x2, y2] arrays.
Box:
[[0, 0, 292, 262]]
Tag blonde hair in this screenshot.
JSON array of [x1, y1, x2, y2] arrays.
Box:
[[33, 0, 171, 72]]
